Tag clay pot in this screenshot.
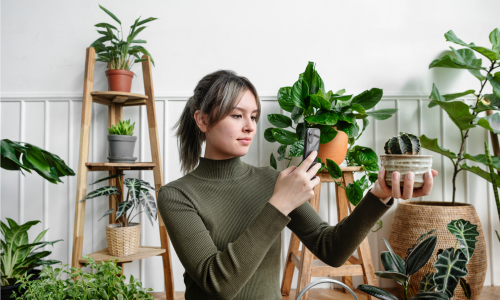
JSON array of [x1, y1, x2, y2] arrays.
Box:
[[380, 154, 433, 188], [389, 201, 487, 300], [318, 127, 348, 169], [105, 69, 134, 92]]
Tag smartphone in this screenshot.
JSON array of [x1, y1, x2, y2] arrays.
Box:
[[302, 128, 321, 180]]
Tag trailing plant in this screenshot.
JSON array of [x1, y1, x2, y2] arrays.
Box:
[[78, 174, 158, 228], [12, 255, 154, 299], [421, 28, 500, 205], [1, 219, 62, 286], [484, 141, 500, 242], [359, 219, 478, 300], [1, 139, 75, 184], [265, 61, 397, 229], [384, 133, 421, 155], [89, 4, 157, 73], [108, 119, 135, 136]]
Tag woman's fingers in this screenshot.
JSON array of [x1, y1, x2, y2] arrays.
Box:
[[401, 172, 414, 200], [412, 169, 437, 197], [391, 171, 401, 199], [378, 166, 391, 194]]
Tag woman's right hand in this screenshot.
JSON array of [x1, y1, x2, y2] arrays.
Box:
[[269, 151, 322, 216]]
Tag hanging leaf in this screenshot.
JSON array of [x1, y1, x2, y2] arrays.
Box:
[[316, 125, 338, 144], [291, 106, 303, 124], [358, 285, 399, 300], [326, 158, 342, 179], [139, 189, 157, 226], [270, 153, 277, 169], [381, 251, 405, 274], [79, 186, 121, 202], [98, 209, 114, 221], [419, 272, 437, 292], [459, 278, 472, 300], [434, 247, 468, 298], [268, 114, 293, 128], [291, 79, 309, 109], [382, 238, 406, 274], [277, 144, 287, 161], [99, 5, 121, 25], [90, 173, 124, 185], [264, 128, 277, 143], [271, 128, 299, 145], [461, 163, 500, 186], [116, 201, 134, 220], [406, 235, 438, 275], [346, 182, 363, 206], [138, 179, 157, 191], [351, 88, 383, 110], [420, 135, 457, 159], [408, 292, 448, 300], [365, 108, 398, 120], [374, 271, 409, 285], [447, 219, 479, 262], [277, 87, 295, 112]]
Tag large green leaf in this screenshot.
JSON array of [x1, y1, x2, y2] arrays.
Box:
[[316, 125, 338, 144], [326, 158, 342, 179], [291, 106, 303, 124], [429, 90, 476, 108], [264, 128, 277, 143], [490, 28, 500, 52], [444, 30, 470, 47], [464, 153, 500, 170], [268, 114, 292, 128], [139, 189, 157, 226], [346, 182, 363, 206], [0, 139, 29, 172], [409, 292, 448, 300], [429, 46, 484, 71], [434, 247, 468, 298], [434, 99, 476, 131], [420, 135, 457, 159], [288, 140, 303, 157], [477, 113, 500, 135], [461, 163, 500, 186], [296, 122, 306, 140], [381, 251, 405, 274], [487, 73, 500, 100], [277, 144, 287, 161], [116, 201, 134, 220], [358, 285, 399, 300], [271, 128, 299, 145], [451, 48, 486, 81], [305, 109, 331, 124], [406, 235, 438, 275], [291, 79, 309, 109], [125, 178, 142, 205], [447, 219, 478, 262], [382, 238, 406, 274], [419, 272, 437, 292], [351, 88, 383, 110], [79, 186, 121, 202], [99, 5, 121, 25], [374, 271, 409, 285], [365, 108, 398, 120], [277, 87, 295, 112], [270, 153, 277, 169]]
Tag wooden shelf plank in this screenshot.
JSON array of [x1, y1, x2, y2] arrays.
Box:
[[91, 91, 148, 100], [79, 246, 165, 264], [91, 91, 148, 107], [86, 162, 156, 171]]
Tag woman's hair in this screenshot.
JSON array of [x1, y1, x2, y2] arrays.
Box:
[[172, 70, 261, 175]]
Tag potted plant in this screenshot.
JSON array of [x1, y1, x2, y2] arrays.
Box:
[[78, 173, 158, 256], [380, 132, 433, 188], [108, 119, 137, 163], [12, 255, 154, 300], [484, 141, 500, 242], [360, 219, 478, 300], [1, 219, 62, 298], [89, 4, 157, 92], [266, 61, 397, 227]]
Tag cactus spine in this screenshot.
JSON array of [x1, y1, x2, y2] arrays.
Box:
[[384, 132, 421, 155]]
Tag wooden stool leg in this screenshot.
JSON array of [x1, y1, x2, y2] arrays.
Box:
[[72, 47, 95, 269], [335, 173, 354, 292], [281, 232, 300, 296]]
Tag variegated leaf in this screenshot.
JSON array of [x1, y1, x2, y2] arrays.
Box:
[[139, 188, 157, 226], [79, 186, 121, 202], [116, 201, 134, 220], [434, 248, 468, 298], [447, 219, 478, 262], [125, 178, 142, 205], [139, 179, 157, 191], [90, 173, 124, 185], [419, 272, 437, 292], [98, 209, 114, 221]]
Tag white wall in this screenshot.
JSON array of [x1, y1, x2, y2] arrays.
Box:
[[2, 0, 499, 293]]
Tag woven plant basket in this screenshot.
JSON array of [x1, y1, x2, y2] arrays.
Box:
[[106, 223, 141, 256], [389, 201, 487, 300]]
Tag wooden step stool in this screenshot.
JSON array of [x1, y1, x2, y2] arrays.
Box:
[[280, 167, 378, 300]]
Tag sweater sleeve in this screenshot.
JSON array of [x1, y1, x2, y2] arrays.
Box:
[[286, 188, 394, 267], [157, 186, 291, 300]]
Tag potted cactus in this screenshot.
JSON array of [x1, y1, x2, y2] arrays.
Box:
[[380, 132, 433, 188], [107, 119, 137, 163]]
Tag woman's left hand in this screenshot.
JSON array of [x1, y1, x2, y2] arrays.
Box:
[[370, 166, 439, 203]]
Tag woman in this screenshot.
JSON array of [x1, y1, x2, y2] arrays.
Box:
[[157, 70, 438, 300]]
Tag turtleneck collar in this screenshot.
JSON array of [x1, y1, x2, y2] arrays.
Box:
[[189, 156, 250, 180]]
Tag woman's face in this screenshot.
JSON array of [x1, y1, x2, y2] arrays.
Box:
[[194, 90, 258, 160]]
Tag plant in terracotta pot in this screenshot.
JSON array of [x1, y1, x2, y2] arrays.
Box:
[[265, 61, 397, 211], [108, 119, 137, 163], [89, 4, 157, 92], [78, 174, 158, 256], [360, 219, 478, 300], [380, 132, 433, 189]]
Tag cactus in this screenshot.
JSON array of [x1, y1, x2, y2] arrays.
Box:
[[384, 132, 421, 155]]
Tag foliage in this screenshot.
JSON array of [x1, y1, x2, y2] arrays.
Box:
[[78, 174, 158, 227], [108, 119, 135, 136], [421, 28, 500, 204], [484, 141, 500, 242], [384, 133, 421, 155], [359, 219, 478, 300], [90, 4, 157, 73], [266, 62, 397, 220], [1, 219, 62, 286], [1, 139, 75, 184], [12, 255, 154, 299]]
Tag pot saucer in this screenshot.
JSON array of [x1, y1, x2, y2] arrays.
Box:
[[107, 156, 137, 163]]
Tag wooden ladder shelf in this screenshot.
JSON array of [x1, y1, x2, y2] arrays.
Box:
[[71, 47, 175, 300], [280, 167, 378, 300]]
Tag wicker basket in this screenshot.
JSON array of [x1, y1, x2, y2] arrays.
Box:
[[389, 201, 487, 300], [106, 223, 141, 256]]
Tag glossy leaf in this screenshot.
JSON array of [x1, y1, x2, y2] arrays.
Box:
[[358, 284, 399, 300], [365, 108, 398, 120], [476, 112, 500, 134], [291, 79, 309, 109], [461, 163, 500, 186], [451, 48, 486, 81], [326, 158, 342, 179], [460, 278, 472, 300], [271, 128, 299, 145], [351, 88, 383, 110], [409, 292, 448, 300], [296, 122, 306, 140], [346, 182, 363, 206], [434, 247, 468, 298], [268, 114, 292, 128], [406, 235, 438, 275], [447, 219, 479, 262], [382, 238, 406, 274], [417, 229, 436, 244], [270, 153, 277, 169], [434, 99, 476, 131], [420, 135, 457, 159], [419, 272, 437, 292], [125, 178, 142, 205], [374, 271, 409, 285], [429, 90, 475, 108], [90, 173, 124, 185], [316, 125, 338, 144], [264, 128, 277, 143], [277, 87, 295, 112], [277, 144, 287, 161], [79, 186, 121, 202], [336, 121, 359, 138], [288, 140, 303, 157], [291, 106, 303, 124]]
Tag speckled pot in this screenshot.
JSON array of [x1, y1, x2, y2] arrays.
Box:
[[380, 155, 432, 188]]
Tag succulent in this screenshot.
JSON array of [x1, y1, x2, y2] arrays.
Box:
[[108, 119, 135, 135], [384, 132, 421, 155]]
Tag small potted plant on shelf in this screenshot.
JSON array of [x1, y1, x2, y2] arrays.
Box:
[[360, 219, 478, 300], [89, 4, 157, 92], [108, 119, 137, 163], [12, 255, 154, 300], [381, 132, 433, 188], [1, 219, 62, 299], [78, 174, 158, 257]]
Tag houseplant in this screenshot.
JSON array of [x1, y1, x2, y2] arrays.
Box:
[[360, 219, 478, 300], [89, 4, 157, 92], [1, 219, 62, 298], [266, 61, 397, 229], [381, 132, 433, 188], [12, 255, 154, 300], [107, 118, 137, 163], [1, 139, 74, 184], [78, 173, 158, 256]]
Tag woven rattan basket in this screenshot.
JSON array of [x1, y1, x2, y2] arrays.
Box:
[[389, 201, 487, 300], [106, 223, 141, 256]]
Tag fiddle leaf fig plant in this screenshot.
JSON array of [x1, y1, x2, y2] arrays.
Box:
[[359, 219, 478, 300], [484, 141, 500, 242], [266, 61, 397, 225], [421, 28, 500, 205]]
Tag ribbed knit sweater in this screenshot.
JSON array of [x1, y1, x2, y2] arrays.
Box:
[[157, 156, 394, 300]]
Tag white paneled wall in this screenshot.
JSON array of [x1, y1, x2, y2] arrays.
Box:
[[1, 94, 499, 293]]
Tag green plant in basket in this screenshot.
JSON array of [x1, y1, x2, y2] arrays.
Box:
[[359, 219, 478, 300], [108, 119, 135, 135]]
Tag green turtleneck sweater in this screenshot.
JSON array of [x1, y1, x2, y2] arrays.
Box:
[[157, 156, 393, 300]]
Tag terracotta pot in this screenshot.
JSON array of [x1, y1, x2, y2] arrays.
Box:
[[389, 201, 487, 300], [318, 127, 348, 169], [105, 69, 134, 92], [106, 223, 141, 256], [380, 154, 433, 188]]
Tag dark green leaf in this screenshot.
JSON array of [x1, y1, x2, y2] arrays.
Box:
[[138, 189, 157, 226], [291, 79, 309, 109], [461, 163, 500, 186], [382, 238, 406, 274], [350, 103, 365, 114], [125, 178, 142, 205], [135, 17, 158, 27], [79, 186, 120, 202], [358, 285, 399, 300], [366, 108, 398, 120], [264, 128, 277, 143], [98, 209, 114, 221], [90, 173, 124, 185], [368, 172, 378, 183], [417, 229, 437, 244], [434, 247, 468, 298], [326, 158, 342, 179], [272, 128, 299, 145], [296, 122, 306, 140], [409, 292, 448, 300], [99, 4, 121, 25], [406, 235, 438, 275], [268, 114, 292, 128], [346, 182, 363, 206], [316, 125, 338, 144], [331, 95, 352, 101], [420, 135, 457, 159], [116, 201, 133, 220], [351, 88, 383, 110], [336, 121, 359, 138], [381, 251, 405, 273], [270, 153, 277, 169], [277, 87, 295, 112], [338, 113, 356, 123], [434, 100, 476, 131], [477, 113, 500, 134], [291, 106, 303, 124], [288, 141, 303, 157], [94, 22, 118, 31], [277, 144, 287, 161], [447, 219, 479, 262], [374, 271, 409, 285], [309, 94, 323, 109], [459, 278, 472, 300], [419, 272, 437, 292]]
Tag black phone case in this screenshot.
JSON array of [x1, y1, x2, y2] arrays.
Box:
[[302, 128, 320, 180]]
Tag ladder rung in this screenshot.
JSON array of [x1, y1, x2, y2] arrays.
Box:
[[86, 162, 156, 171]]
